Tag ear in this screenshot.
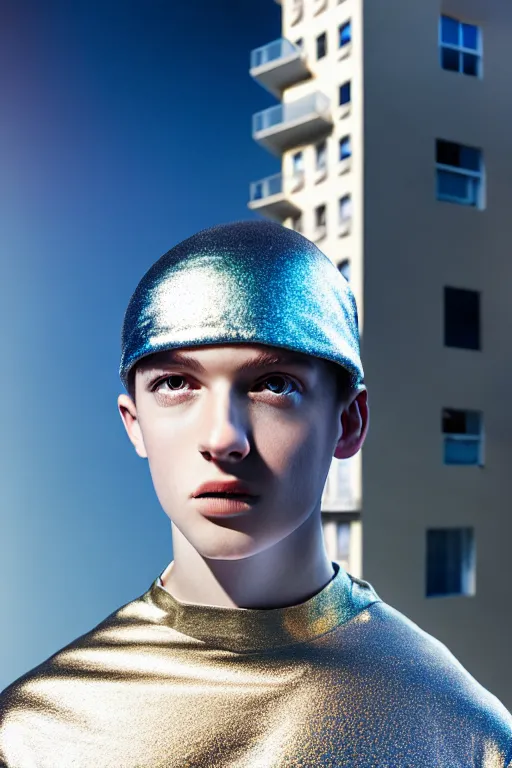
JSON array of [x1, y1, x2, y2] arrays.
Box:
[[117, 394, 148, 459], [333, 387, 369, 460]]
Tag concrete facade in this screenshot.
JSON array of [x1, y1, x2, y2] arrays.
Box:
[[249, 0, 512, 710]]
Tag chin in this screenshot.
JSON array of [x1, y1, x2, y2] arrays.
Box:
[[191, 527, 278, 561]]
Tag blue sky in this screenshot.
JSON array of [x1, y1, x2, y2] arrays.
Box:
[[0, 0, 281, 690]]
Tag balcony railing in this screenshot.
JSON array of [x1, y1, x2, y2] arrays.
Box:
[[250, 38, 297, 70], [250, 38, 311, 97], [252, 92, 332, 154], [248, 172, 302, 221]]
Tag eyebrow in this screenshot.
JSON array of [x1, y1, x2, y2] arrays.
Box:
[[138, 350, 316, 377]]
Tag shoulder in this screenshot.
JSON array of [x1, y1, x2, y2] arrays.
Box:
[[362, 599, 512, 756], [0, 580, 160, 765]]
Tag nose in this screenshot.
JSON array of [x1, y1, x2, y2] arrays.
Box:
[[198, 387, 250, 463]]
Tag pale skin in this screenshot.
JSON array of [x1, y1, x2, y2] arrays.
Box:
[[118, 343, 369, 610]]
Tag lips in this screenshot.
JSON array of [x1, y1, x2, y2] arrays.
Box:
[[192, 480, 257, 499]]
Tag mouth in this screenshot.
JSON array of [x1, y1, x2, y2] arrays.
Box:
[[195, 492, 256, 500], [193, 492, 260, 518]]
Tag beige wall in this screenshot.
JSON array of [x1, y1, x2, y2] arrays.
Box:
[[281, 0, 366, 534], [361, 0, 512, 709]]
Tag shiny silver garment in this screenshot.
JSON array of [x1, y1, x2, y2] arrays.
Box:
[[1, 564, 511, 767]]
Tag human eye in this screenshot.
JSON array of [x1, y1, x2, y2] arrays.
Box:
[[151, 374, 195, 396], [255, 374, 300, 397]]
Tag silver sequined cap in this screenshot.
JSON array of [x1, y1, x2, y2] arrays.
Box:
[[119, 220, 364, 390]]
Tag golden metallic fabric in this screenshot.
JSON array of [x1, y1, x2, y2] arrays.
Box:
[[119, 220, 364, 392], [1, 564, 511, 767]]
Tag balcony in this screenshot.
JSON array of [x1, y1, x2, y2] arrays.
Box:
[[248, 173, 302, 221], [250, 38, 312, 97], [253, 92, 332, 155]]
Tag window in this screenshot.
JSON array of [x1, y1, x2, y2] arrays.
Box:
[[339, 81, 351, 106], [253, 182, 264, 201], [292, 151, 304, 176], [316, 32, 327, 60], [436, 140, 483, 207], [338, 258, 350, 281], [444, 287, 480, 350], [335, 522, 351, 564], [339, 195, 352, 222], [294, 38, 303, 50], [321, 517, 352, 568], [315, 140, 327, 171], [291, 214, 303, 233], [339, 21, 351, 47], [339, 135, 351, 160], [439, 16, 481, 77], [426, 528, 475, 597], [442, 408, 483, 466], [315, 204, 326, 228]]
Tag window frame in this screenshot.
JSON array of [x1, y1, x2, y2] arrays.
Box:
[[316, 31, 327, 60], [292, 150, 304, 176], [435, 140, 484, 208], [339, 135, 351, 160], [315, 203, 327, 228], [338, 20, 351, 48], [338, 194, 352, 222], [315, 139, 327, 171], [339, 80, 351, 106], [426, 527, 475, 598], [439, 15, 482, 78], [442, 408, 484, 467], [444, 286, 481, 350]]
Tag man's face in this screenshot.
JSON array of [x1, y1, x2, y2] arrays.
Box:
[[118, 344, 367, 560]]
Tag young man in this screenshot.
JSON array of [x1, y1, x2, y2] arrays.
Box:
[[0, 220, 511, 767]]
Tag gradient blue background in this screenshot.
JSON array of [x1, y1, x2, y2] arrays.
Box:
[[0, 0, 281, 691]]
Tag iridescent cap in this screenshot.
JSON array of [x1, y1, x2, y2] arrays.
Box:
[[119, 220, 364, 391]]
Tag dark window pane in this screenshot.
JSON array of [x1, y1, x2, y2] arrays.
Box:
[[427, 529, 469, 596], [316, 140, 327, 169], [315, 205, 326, 226], [465, 411, 481, 435], [427, 528, 474, 597], [316, 32, 327, 59], [462, 23, 478, 50], [339, 135, 351, 159], [441, 46, 460, 72], [462, 53, 479, 76], [292, 214, 303, 233], [339, 81, 351, 105], [339, 21, 351, 47], [442, 408, 467, 434], [437, 140, 460, 166], [459, 146, 480, 171], [444, 286, 480, 349], [338, 259, 350, 281], [441, 15, 459, 45]]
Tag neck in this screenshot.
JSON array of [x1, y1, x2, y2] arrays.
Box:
[[161, 507, 335, 609]]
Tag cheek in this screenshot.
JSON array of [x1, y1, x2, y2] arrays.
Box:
[[254, 412, 319, 473], [141, 423, 190, 500]]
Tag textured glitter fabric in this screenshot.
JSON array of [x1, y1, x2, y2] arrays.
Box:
[[119, 220, 364, 391], [1, 564, 511, 767]]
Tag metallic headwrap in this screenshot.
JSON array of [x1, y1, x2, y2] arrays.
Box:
[[119, 220, 364, 390]]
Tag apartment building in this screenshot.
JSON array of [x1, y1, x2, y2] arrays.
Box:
[[248, 0, 512, 709]]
